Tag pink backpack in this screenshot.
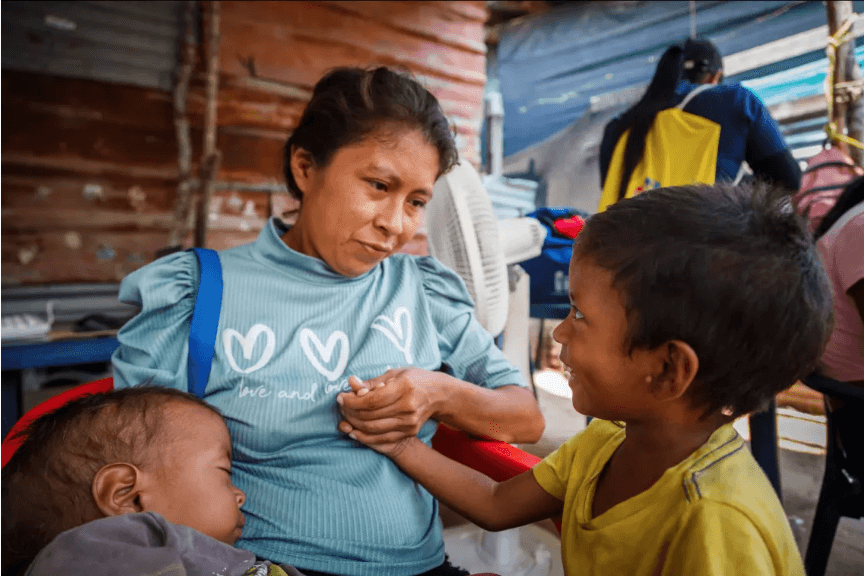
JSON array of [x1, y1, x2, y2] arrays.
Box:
[[793, 147, 864, 233]]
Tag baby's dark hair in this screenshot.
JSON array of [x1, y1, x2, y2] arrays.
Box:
[[1, 386, 223, 576], [577, 181, 833, 418], [283, 66, 459, 200]]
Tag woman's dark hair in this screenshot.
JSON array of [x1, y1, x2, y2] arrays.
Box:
[[283, 66, 459, 200], [814, 175, 864, 240], [615, 38, 723, 202], [576, 180, 834, 420], [681, 38, 723, 84], [1, 386, 223, 576]]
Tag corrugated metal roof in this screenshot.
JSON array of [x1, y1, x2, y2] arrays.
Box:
[[743, 44, 864, 161], [1, 1, 188, 90]]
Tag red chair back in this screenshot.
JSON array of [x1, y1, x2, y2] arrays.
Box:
[[1, 377, 558, 532], [1, 377, 113, 469]]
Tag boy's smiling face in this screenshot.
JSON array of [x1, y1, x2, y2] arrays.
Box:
[[141, 402, 246, 545], [552, 254, 658, 420]]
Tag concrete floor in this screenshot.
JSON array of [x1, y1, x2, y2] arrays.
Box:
[[503, 380, 864, 576]]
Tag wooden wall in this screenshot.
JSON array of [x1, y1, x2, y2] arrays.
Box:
[[1, 1, 488, 285]]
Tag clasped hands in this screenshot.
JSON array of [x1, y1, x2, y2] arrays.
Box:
[[336, 368, 440, 455]]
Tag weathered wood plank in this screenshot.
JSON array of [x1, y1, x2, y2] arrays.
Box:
[[2, 70, 303, 137], [2, 70, 175, 131], [1, 174, 175, 212], [1, 189, 268, 233], [188, 82, 305, 132], [217, 71, 484, 124], [2, 111, 285, 185], [208, 189, 271, 223], [2, 108, 179, 169], [2, 152, 180, 181], [215, 127, 285, 183], [1, 230, 171, 284], [219, 2, 486, 87], [322, 1, 487, 54], [1, 208, 175, 232]]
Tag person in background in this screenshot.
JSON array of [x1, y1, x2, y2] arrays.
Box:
[[814, 175, 864, 387], [112, 66, 544, 576], [599, 37, 801, 206], [2, 387, 304, 576], [347, 181, 832, 576]]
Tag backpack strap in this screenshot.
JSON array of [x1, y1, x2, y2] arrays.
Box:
[[675, 84, 747, 184], [187, 248, 223, 399], [676, 83, 714, 111], [732, 161, 750, 186], [803, 160, 857, 175]]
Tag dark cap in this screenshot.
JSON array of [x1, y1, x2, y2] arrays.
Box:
[[682, 37, 723, 76]]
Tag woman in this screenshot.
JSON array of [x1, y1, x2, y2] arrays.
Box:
[[599, 37, 801, 209], [112, 66, 544, 576], [814, 175, 864, 387]]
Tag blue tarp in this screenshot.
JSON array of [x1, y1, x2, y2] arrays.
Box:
[[493, 1, 864, 158]]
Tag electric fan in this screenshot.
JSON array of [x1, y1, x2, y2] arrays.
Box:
[[427, 160, 547, 337], [428, 159, 561, 576]]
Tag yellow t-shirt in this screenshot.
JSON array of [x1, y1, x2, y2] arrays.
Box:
[[533, 420, 804, 576]]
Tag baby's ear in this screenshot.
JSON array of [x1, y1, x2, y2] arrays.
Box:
[[92, 463, 144, 517], [651, 340, 699, 401]]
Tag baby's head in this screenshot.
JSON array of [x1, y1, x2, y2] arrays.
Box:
[[554, 181, 833, 422], [2, 386, 246, 575]]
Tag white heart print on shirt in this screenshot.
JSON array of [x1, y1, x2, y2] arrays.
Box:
[[371, 306, 413, 364], [223, 324, 276, 374], [299, 328, 349, 382]]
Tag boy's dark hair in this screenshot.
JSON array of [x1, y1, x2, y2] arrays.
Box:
[[577, 180, 833, 419], [283, 66, 459, 200], [1, 386, 223, 576]]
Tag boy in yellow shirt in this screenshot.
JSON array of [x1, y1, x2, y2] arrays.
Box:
[[340, 181, 832, 575]]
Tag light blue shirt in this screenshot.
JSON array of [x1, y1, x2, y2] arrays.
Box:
[[112, 217, 525, 576]]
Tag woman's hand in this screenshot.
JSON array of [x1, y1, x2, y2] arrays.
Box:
[[337, 370, 443, 446], [337, 369, 545, 446]]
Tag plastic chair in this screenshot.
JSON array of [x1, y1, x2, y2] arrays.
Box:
[[801, 371, 864, 576]]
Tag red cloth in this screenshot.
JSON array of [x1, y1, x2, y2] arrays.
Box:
[[552, 216, 585, 239]]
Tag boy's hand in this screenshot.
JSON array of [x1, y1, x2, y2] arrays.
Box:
[[336, 370, 442, 444], [340, 420, 417, 458], [337, 376, 419, 456]]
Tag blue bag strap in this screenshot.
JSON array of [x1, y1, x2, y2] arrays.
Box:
[[188, 248, 223, 399]]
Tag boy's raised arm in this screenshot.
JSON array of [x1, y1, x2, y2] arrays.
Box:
[[358, 435, 563, 532]]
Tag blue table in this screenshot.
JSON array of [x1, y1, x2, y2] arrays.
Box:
[[1, 337, 119, 440]]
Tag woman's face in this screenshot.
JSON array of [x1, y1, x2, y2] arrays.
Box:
[[288, 128, 440, 277]]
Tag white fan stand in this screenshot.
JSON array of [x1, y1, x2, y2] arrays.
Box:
[[442, 523, 564, 576]]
